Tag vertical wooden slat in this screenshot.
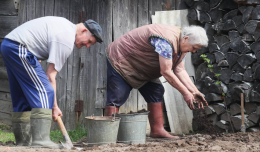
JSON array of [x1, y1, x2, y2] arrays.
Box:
[[137, 0, 149, 111], [80, 0, 95, 120], [137, 0, 149, 27], [93, 0, 112, 109], [65, 0, 74, 129], [18, 0, 27, 25], [35, 0, 45, 18], [44, 0, 55, 16], [34, 0, 48, 70], [112, 0, 139, 113], [53, 0, 70, 129], [81, 0, 109, 119], [0, 0, 20, 125], [26, 0, 36, 21], [66, 0, 82, 129], [42, 0, 55, 71]]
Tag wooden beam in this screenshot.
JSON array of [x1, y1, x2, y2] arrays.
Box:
[[0, 92, 11, 101], [0, 79, 9, 93], [0, 112, 12, 126], [0, 100, 12, 114]]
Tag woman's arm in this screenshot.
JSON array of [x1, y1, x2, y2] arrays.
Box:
[[174, 61, 208, 108]]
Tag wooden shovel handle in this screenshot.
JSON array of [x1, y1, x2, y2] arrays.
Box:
[[57, 116, 73, 147]]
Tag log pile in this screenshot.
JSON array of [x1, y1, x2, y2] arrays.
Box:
[[186, 0, 260, 132]]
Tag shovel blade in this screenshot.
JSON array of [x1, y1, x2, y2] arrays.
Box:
[[60, 141, 73, 149], [241, 125, 246, 133]]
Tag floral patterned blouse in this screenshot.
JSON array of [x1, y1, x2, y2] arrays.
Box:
[[150, 37, 173, 59], [150, 37, 185, 62]]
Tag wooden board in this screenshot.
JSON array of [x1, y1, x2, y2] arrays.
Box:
[[0, 92, 11, 101], [137, 0, 149, 112], [37, 0, 54, 71], [0, 0, 18, 15], [79, 0, 110, 123], [53, 0, 70, 129], [0, 0, 18, 126], [0, 66, 8, 79], [0, 56, 5, 67], [18, 0, 27, 24], [3, 0, 190, 130], [67, 0, 82, 128], [0, 100, 12, 114], [0, 79, 10, 93], [93, 0, 113, 109], [0, 112, 12, 126], [160, 76, 193, 133], [0, 16, 18, 38], [112, 0, 139, 113]]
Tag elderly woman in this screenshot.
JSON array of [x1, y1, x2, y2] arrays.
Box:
[[105, 24, 208, 139]]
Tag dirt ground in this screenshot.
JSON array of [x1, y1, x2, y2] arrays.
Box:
[[1, 131, 260, 152]]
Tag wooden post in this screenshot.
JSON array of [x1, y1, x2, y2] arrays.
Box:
[[241, 93, 244, 126], [240, 93, 246, 132]]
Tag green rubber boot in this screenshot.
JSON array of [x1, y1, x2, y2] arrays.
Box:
[[12, 111, 32, 146], [30, 108, 63, 149]]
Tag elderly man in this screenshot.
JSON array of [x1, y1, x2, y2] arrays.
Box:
[[0, 16, 102, 148], [105, 25, 208, 138]]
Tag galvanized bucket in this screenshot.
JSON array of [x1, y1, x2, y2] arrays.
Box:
[[115, 111, 149, 144], [85, 116, 121, 147]]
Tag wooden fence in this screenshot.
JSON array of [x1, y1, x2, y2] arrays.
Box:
[[0, 0, 19, 125], [0, 0, 187, 130]]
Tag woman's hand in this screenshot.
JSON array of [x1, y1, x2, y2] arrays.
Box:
[[193, 92, 208, 109], [183, 92, 195, 110]]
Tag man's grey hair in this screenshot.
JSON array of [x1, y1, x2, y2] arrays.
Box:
[[181, 25, 208, 47]]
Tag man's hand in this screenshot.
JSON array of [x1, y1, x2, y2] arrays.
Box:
[[183, 92, 195, 110], [193, 92, 208, 109], [52, 106, 63, 121]]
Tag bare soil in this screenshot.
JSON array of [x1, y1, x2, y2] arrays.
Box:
[[1, 109, 258, 151], [1, 131, 260, 151]]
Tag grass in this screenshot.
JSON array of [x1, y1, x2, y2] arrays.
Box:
[[0, 124, 15, 143], [0, 124, 87, 144], [50, 125, 87, 143]]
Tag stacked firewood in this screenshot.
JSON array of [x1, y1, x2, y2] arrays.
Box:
[[186, 0, 260, 132]]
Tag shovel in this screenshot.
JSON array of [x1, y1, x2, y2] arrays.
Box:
[[56, 116, 74, 149]]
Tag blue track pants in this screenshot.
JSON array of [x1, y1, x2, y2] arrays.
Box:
[[0, 38, 54, 112]]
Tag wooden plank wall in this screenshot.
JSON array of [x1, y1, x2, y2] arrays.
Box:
[[0, 0, 188, 130], [0, 0, 18, 125]]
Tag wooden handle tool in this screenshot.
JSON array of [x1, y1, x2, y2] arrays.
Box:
[[57, 116, 73, 149]]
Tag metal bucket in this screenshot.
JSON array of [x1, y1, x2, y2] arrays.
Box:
[[115, 111, 149, 144], [85, 116, 121, 147]]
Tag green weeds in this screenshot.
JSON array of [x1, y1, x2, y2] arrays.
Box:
[[0, 124, 15, 143], [50, 125, 87, 143], [0, 124, 87, 144]]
